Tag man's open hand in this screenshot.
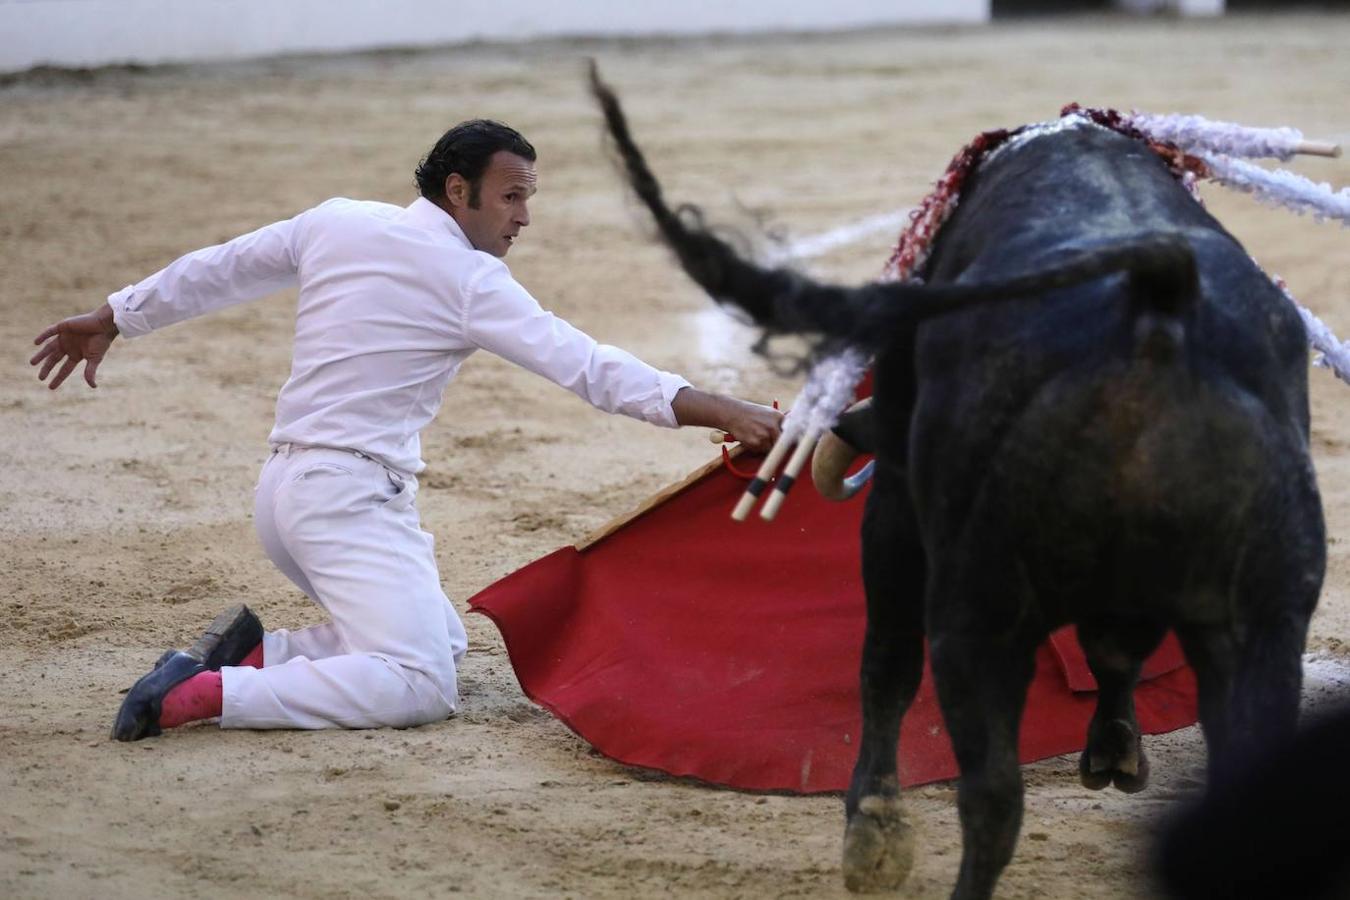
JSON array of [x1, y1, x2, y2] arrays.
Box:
[[30, 303, 119, 390]]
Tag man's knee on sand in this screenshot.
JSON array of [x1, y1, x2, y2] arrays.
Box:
[[382, 652, 458, 727], [379, 616, 462, 725]]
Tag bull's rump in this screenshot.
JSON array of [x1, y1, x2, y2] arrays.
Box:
[[912, 367, 1313, 625]]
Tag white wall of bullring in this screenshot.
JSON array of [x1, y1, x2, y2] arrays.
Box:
[[1, 0, 992, 73]]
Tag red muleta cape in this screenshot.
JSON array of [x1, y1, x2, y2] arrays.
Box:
[[468, 448, 1196, 793]]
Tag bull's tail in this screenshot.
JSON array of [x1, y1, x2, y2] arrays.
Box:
[[590, 62, 1198, 351], [589, 60, 800, 324]]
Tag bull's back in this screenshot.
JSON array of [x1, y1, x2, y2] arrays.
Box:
[[928, 125, 1217, 274]]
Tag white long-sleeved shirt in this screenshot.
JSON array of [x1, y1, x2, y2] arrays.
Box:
[[108, 197, 691, 475]]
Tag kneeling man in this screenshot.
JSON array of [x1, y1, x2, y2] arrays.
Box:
[[31, 120, 781, 740]]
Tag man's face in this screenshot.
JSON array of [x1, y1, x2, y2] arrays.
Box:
[[445, 151, 537, 258]]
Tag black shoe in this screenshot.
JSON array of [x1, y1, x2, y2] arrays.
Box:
[[153, 604, 264, 671], [112, 651, 206, 742]]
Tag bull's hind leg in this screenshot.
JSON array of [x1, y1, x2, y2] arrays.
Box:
[[1177, 606, 1314, 787], [842, 480, 926, 893], [930, 627, 1039, 900], [1076, 618, 1167, 793], [1178, 482, 1323, 786]]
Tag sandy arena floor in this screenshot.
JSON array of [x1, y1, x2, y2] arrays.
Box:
[[3, 12, 1349, 899]]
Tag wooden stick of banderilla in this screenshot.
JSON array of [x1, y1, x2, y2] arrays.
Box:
[[1296, 140, 1342, 158], [759, 426, 821, 522], [731, 429, 798, 521]]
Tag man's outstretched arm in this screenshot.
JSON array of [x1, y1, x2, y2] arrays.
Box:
[[30, 302, 119, 390], [464, 263, 784, 451], [29, 207, 314, 392]]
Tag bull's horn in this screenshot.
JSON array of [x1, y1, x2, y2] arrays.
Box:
[[812, 403, 875, 501]]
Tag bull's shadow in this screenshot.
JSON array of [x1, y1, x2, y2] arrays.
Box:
[[589, 63, 1325, 900]]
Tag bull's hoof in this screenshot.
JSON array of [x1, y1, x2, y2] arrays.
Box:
[[1079, 718, 1150, 793], [842, 794, 914, 893]]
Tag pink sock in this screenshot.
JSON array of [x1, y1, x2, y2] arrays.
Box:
[[239, 642, 264, 668], [159, 670, 223, 729]]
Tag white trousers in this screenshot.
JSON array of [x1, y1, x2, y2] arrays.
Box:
[[220, 446, 467, 730]]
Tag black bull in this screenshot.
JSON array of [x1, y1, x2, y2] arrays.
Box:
[[589, 70, 1325, 899]]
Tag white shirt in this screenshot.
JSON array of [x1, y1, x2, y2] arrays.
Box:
[[107, 197, 691, 475]]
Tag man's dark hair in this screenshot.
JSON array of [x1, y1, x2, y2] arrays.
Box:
[[414, 119, 536, 208]]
